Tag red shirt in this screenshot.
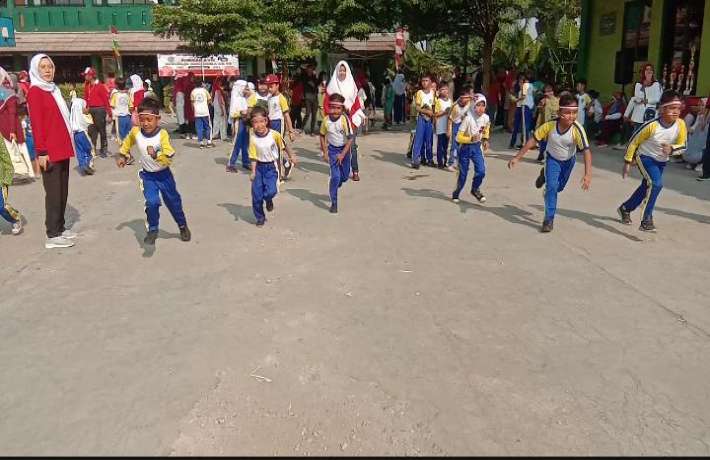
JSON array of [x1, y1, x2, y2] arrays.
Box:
[[132, 89, 145, 111], [26, 86, 74, 162], [84, 81, 112, 115], [0, 96, 25, 144]]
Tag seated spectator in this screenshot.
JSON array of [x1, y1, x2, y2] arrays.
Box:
[[596, 91, 625, 147]]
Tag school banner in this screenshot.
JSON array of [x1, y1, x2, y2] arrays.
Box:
[[157, 54, 240, 78]]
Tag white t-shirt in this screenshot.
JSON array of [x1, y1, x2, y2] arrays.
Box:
[[191, 87, 211, 117], [111, 91, 131, 117], [435, 98, 452, 135], [248, 129, 285, 163], [70, 97, 90, 133], [320, 114, 351, 147]]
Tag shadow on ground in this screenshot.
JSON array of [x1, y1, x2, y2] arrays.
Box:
[[115, 218, 181, 258], [285, 188, 330, 211], [217, 203, 255, 224], [528, 204, 642, 242], [402, 187, 540, 230]]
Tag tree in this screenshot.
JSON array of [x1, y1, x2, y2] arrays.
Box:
[[398, 0, 530, 91]]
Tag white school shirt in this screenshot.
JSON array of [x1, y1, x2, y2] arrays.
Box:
[[268, 93, 290, 121], [534, 120, 590, 161], [70, 97, 90, 133], [458, 112, 490, 141], [625, 118, 688, 163], [435, 98, 452, 135], [191, 87, 211, 117], [120, 127, 176, 173], [248, 129, 285, 163], [320, 114, 351, 147], [111, 91, 131, 117]]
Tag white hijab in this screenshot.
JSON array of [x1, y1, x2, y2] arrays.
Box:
[[129, 74, 143, 96], [29, 54, 73, 142], [327, 61, 358, 110], [229, 79, 247, 117], [327, 60, 365, 127]]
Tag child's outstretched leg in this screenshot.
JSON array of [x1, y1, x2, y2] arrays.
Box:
[[1, 185, 22, 235], [157, 169, 190, 241], [542, 155, 575, 232], [620, 155, 664, 231], [470, 143, 487, 202], [452, 144, 472, 202], [252, 162, 278, 226], [411, 116, 427, 167], [140, 171, 162, 244]]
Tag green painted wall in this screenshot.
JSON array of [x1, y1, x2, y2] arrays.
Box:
[[696, 2, 710, 96], [584, 0, 710, 100], [0, 0, 176, 32]]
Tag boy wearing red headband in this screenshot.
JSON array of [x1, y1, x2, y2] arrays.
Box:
[[618, 90, 687, 232], [508, 93, 593, 233], [320, 93, 354, 214], [117, 98, 190, 245]]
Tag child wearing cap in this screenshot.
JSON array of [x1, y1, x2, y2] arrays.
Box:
[[452, 94, 490, 204], [265, 74, 296, 181], [617, 90, 687, 232], [117, 98, 191, 245], [508, 93, 593, 233], [320, 93, 354, 214], [248, 106, 298, 227]]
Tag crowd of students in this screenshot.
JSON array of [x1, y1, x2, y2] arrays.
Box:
[[0, 54, 699, 248]]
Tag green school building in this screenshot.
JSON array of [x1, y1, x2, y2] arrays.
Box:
[[579, 0, 709, 100]]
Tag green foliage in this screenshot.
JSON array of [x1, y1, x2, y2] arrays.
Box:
[[58, 83, 83, 103], [403, 43, 453, 80], [493, 21, 541, 71]]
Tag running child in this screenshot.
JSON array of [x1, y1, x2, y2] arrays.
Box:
[[508, 93, 593, 233], [110, 77, 133, 144], [434, 83, 452, 168], [446, 86, 473, 171], [117, 98, 191, 245], [320, 93, 354, 214], [264, 74, 296, 180], [410, 74, 436, 168], [191, 80, 214, 149], [0, 138, 22, 235], [69, 95, 96, 175], [248, 106, 298, 227], [617, 90, 686, 232], [452, 94, 490, 204]]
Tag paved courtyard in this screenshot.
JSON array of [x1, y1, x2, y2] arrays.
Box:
[[1, 124, 710, 455]]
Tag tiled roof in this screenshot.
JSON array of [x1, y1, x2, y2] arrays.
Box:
[[8, 31, 185, 54]]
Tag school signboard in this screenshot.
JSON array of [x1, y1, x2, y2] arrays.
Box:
[[0, 17, 16, 48], [157, 54, 240, 78]]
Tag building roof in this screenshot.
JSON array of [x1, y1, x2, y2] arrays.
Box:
[[8, 31, 186, 55], [338, 33, 397, 53]]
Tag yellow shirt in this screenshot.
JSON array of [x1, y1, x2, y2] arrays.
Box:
[[248, 129, 285, 163], [119, 127, 175, 172], [624, 118, 687, 163], [534, 120, 589, 161]]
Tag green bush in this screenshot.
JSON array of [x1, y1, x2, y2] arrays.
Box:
[[58, 83, 84, 103]]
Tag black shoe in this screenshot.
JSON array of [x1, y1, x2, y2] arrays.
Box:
[[225, 165, 238, 173], [508, 144, 515, 150], [535, 168, 545, 189], [411, 163, 420, 169], [144, 230, 158, 245], [639, 219, 656, 232], [84, 166, 95, 176], [265, 199, 274, 212], [697, 175, 710, 181], [179, 225, 191, 241], [329, 204, 338, 214], [617, 205, 632, 225], [541, 220, 554, 233], [437, 163, 445, 169], [256, 218, 265, 227], [471, 189, 487, 203]]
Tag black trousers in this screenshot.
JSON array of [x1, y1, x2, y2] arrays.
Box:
[[88, 107, 108, 154], [41, 158, 70, 238], [303, 95, 318, 134]]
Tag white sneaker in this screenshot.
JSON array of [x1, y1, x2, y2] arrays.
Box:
[[11, 220, 22, 235], [61, 229, 77, 239], [45, 236, 75, 249]]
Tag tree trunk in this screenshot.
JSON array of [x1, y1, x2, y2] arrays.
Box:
[[482, 39, 493, 94]]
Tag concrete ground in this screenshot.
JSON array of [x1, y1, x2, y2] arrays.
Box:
[[1, 122, 710, 455]]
